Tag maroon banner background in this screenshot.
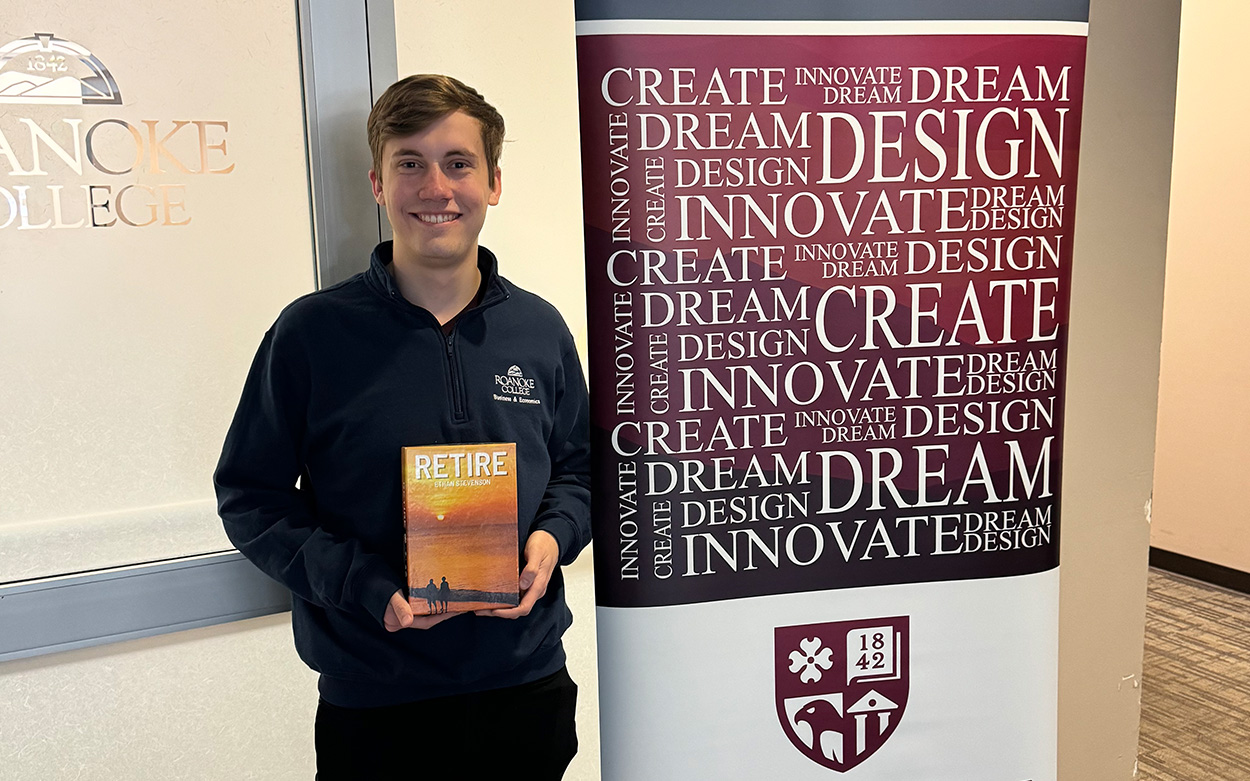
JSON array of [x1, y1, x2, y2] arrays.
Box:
[[579, 34, 1085, 608]]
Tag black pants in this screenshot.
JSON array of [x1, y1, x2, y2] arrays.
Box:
[[315, 667, 578, 780]]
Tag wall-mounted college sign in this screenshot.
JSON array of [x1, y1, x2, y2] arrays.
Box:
[[0, 6, 313, 582], [575, 1, 1087, 778], [0, 30, 237, 232]]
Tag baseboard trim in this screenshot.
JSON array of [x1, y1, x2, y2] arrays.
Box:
[[1149, 547, 1250, 595]]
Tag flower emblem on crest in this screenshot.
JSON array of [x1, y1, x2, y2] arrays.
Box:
[[777, 618, 910, 772], [788, 637, 834, 683]]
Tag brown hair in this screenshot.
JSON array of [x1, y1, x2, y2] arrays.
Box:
[[367, 74, 505, 187]]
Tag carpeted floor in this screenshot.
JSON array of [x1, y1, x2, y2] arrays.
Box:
[[1137, 568, 1250, 781]]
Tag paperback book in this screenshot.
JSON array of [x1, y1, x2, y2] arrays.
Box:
[[402, 442, 520, 615]]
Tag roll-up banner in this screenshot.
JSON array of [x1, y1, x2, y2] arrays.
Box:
[[576, 1, 1088, 778]]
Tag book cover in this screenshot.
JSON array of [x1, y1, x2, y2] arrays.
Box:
[[402, 442, 520, 615]]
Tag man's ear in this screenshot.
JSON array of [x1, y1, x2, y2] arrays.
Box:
[[489, 167, 502, 206], [369, 169, 385, 205]]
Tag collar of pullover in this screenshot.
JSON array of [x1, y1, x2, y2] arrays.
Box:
[[364, 241, 510, 314]]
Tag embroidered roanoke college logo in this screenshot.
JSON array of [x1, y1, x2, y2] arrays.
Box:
[[0, 33, 123, 105], [775, 617, 909, 772], [493, 365, 540, 406]]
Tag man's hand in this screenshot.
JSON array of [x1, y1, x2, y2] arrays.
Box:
[[383, 590, 457, 632], [477, 530, 560, 619]]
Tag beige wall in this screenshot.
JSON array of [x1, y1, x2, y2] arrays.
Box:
[[1058, 1, 1180, 779], [391, 0, 588, 352], [1150, 2, 1250, 574]]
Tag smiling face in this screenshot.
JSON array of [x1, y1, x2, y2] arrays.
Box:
[[369, 110, 502, 272]]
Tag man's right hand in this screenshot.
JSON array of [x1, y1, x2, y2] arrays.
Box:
[[383, 590, 456, 632]]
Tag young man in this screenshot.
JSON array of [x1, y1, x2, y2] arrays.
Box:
[[214, 74, 591, 779]]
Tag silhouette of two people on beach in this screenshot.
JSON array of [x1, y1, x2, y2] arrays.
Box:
[[423, 577, 451, 614]]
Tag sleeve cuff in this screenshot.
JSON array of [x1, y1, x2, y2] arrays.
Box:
[[533, 514, 583, 566], [353, 557, 407, 627]]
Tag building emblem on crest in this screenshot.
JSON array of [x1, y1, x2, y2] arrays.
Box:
[[775, 616, 909, 772], [0, 33, 122, 105]]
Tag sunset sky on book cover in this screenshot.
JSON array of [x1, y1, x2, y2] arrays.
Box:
[[402, 443, 519, 614]]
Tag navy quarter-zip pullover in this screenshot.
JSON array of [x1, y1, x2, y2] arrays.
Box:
[[214, 243, 591, 707]]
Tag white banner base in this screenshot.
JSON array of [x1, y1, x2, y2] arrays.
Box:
[[597, 569, 1058, 781]]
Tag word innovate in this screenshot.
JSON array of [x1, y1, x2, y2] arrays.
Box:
[[679, 505, 1054, 578]]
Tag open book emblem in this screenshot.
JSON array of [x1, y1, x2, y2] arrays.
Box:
[[775, 617, 909, 772]]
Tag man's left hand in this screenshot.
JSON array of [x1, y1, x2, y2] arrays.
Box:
[[477, 530, 559, 619]]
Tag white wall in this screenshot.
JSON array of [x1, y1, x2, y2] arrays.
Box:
[[0, 614, 319, 780], [0, 555, 599, 780]]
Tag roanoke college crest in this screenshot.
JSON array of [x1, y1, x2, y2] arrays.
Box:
[[775, 617, 909, 772], [0, 33, 122, 105]]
